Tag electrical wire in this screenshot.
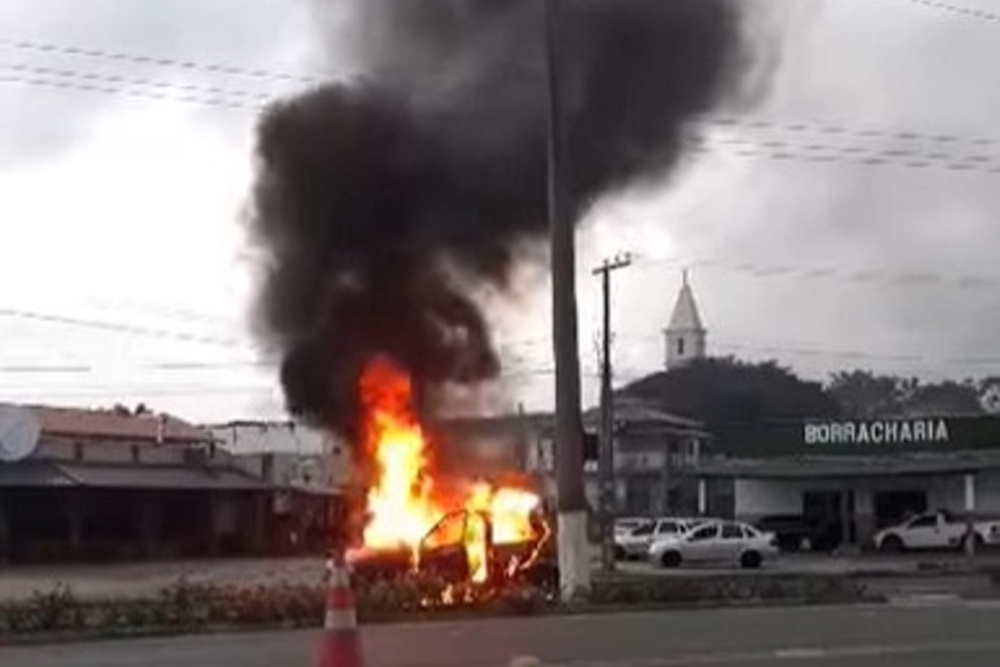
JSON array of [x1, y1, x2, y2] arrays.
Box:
[[0, 307, 250, 347], [689, 134, 999, 167], [887, 0, 1000, 24], [0, 37, 322, 84], [1, 62, 272, 103], [0, 71, 258, 111], [704, 116, 999, 148], [688, 141, 1000, 177]]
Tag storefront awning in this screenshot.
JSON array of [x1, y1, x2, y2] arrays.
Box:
[[0, 460, 270, 491], [695, 452, 1000, 479]]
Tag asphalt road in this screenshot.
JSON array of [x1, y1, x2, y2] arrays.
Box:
[[3, 602, 1000, 667]]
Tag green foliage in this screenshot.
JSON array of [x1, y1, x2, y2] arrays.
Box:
[[0, 572, 866, 638], [622, 357, 840, 428], [828, 370, 997, 417]]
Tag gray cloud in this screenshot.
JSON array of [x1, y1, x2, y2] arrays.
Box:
[[0, 0, 312, 165], [601, 0, 1000, 386]]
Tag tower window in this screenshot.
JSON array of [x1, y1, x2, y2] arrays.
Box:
[[677, 337, 685, 356]]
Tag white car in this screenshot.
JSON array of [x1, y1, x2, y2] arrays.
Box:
[[648, 520, 779, 569], [614, 517, 706, 560], [614, 517, 650, 537], [873, 511, 1000, 552]]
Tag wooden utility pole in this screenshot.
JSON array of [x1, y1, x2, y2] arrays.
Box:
[[544, 0, 590, 600], [593, 254, 632, 573]]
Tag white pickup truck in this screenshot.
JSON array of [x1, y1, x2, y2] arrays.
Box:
[[873, 511, 1000, 552]]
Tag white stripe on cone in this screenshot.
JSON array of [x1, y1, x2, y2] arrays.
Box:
[[325, 608, 357, 630], [328, 567, 351, 587]]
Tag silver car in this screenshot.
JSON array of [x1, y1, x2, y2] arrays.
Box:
[[648, 520, 778, 569], [614, 517, 706, 560]]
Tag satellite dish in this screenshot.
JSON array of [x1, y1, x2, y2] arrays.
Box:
[[0, 405, 41, 463]]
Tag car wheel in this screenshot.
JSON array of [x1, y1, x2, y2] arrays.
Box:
[[740, 550, 762, 569], [660, 551, 682, 568], [880, 535, 904, 553], [614, 546, 627, 561]]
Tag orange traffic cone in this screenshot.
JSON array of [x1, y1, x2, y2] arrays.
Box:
[[317, 549, 363, 667]]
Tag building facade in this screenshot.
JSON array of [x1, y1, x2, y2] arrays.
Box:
[[0, 404, 272, 563], [207, 420, 352, 554], [522, 397, 711, 518], [696, 415, 1000, 548]]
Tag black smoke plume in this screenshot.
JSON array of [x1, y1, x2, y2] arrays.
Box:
[[247, 0, 749, 440]]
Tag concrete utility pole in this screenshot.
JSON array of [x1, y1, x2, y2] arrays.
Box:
[[544, 0, 590, 600], [593, 253, 633, 573]]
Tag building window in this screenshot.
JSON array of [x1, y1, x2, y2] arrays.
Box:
[[677, 337, 685, 356], [74, 442, 84, 461]]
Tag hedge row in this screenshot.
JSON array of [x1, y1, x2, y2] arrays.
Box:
[[0, 574, 868, 638]]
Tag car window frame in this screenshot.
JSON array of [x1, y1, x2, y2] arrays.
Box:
[[687, 523, 719, 542]]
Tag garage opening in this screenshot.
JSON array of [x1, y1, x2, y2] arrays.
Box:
[[873, 490, 927, 528]]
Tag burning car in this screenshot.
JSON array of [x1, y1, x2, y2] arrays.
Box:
[[347, 504, 556, 591], [339, 357, 557, 598]]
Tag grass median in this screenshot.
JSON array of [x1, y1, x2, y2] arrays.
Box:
[[0, 571, 876, 643]]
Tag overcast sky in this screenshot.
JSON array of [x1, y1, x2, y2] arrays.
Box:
[[1, 0, 999, 424]]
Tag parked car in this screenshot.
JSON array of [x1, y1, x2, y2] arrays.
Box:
[[614, 517, 651, 537], [754, 514, 839, 552], [648, 520, 779, 569], [614, 517, 707, 560], [873, 510, 1000, 552]]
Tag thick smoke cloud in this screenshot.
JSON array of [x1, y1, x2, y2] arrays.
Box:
[[247, 0, 748, 439]]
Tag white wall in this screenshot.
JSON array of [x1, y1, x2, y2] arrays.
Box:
[[210, 421, 333, 455], [734, 472, 1000, 519]]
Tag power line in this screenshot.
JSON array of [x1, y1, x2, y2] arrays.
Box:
[[1, 62, 273, 103], [691, 134, 998, 167], [0, 307, 251, 347], [887, 0, 1000, 24], [0, 37, 322, 84], [704, 116, 998, 148], [613, 332, 1000, 367], [688, 139, 1000, 177], [633, 256, 1000, 291], [0, 71, 258, 111]]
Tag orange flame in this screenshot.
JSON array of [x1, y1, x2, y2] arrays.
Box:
[[357, 357, 541, 585]]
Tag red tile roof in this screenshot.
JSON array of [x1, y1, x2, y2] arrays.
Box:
[[9, 404, 213, 444]]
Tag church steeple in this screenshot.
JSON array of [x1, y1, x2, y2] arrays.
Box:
[[664, 270, 707, 369]]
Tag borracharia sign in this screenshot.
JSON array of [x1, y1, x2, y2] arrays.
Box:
[[803, 419, 949, 446], [710, 415, 1000, 458]]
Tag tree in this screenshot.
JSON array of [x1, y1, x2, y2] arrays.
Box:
[[621, 357, 840, 430], [828, 370, 986, 417], [827, 370, 910, 417]]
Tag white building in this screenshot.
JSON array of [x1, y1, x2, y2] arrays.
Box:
[[206, 420, 352, 493], [663, 270, 707, 370]]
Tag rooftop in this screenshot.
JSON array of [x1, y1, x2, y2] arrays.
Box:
[[6, 403, 212, 444]]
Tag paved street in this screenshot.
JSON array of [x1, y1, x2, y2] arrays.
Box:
[[4, 601, 1000, 666]]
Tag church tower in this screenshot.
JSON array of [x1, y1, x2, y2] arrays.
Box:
[[664, 270, 707, 370]]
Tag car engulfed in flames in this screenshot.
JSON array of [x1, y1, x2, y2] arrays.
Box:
[[341, 357, 556, 602]]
